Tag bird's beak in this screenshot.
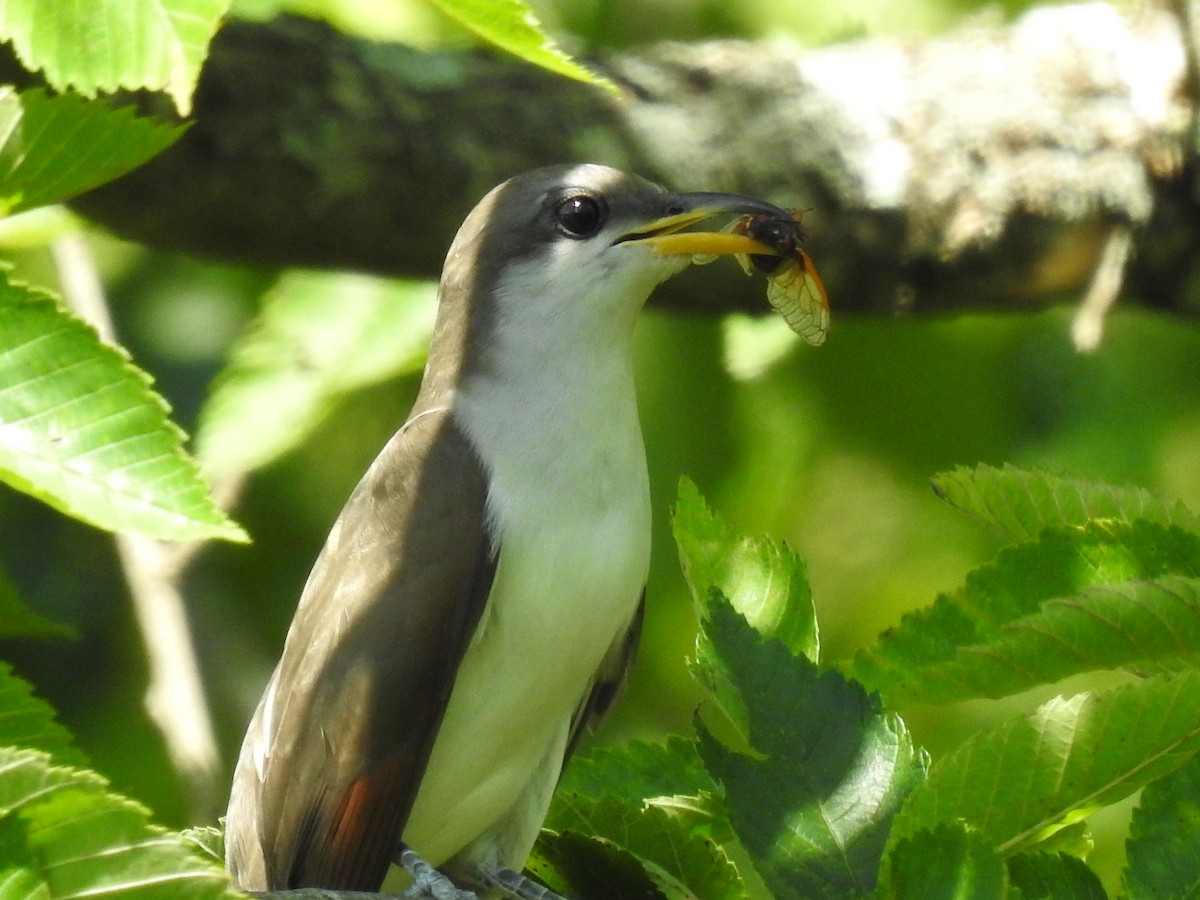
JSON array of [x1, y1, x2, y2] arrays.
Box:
[[615, 192, 792, 259]]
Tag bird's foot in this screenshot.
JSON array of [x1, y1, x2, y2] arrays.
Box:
[[398, 846, 478, 900]]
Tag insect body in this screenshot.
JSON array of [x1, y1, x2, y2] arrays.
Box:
[[734, 212, 830, 346]]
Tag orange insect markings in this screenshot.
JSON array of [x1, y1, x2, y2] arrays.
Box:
[[732, 210, 830, 347]]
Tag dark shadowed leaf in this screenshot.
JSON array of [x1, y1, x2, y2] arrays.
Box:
[[695, 594, 926, 899], [878, 823, 1007, 900], [1124, 752, 1200, 899]]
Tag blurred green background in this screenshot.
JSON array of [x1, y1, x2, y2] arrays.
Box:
[[0, 0, 1187, 892]]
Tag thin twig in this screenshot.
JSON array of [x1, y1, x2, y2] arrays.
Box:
[[51, 230, 223, 818], [1071, 223, 1134, 353]]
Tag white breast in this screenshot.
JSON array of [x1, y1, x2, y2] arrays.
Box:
[[399, 249, 653, 868]]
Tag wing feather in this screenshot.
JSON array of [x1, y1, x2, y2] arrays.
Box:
[[226, 408, 496, 890]]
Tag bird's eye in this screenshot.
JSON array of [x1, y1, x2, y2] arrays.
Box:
[[555, 194, 606, 238]]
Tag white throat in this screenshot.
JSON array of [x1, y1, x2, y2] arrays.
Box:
[[451, 243, 668, 539]]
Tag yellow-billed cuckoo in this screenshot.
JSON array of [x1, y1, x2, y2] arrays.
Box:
[[224, 164, 794, 898]]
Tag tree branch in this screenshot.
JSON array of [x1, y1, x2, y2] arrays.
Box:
[[74, 2, 1197, 324]]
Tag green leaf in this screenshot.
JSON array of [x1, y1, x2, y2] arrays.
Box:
[[0, 747, 237, 898], [196, 271, 437, 477], [673, 477, 818, 661], [179, 825, 224, 865], [545, 740, 741, 900], [0, 564, 74, 639], [0, 661, 83, 767], [887, 672, 1200, 859], [0, 0, 229, 115], [0, 273, 247, 542], [1124, 752, 1200, 899], [872, 576, 1200, 705], [528, 831, 667, 900], [425, 0, 615, 91], [0, 88, 183, 218], [695, 594, 926, 899], [541, 802, 742, 900], [555, 737, 722, 825], [878, 823, 1008, 900], [852, 520, 1200, 705], [932, 464, 1200, 543], [1007, 852, 1108, 899]]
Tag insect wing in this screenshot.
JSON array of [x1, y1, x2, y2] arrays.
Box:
[[766, 249, 829, 346], [692, 215, 753, 268]]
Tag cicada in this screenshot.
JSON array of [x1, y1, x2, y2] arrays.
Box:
[[731, 211, 830, 347], [650, 204, 830, 345]]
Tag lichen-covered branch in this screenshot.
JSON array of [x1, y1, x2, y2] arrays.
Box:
[[74, 3, 1199, 322]]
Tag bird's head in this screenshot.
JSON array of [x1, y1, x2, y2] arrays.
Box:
[[424, 164, 792, 394]]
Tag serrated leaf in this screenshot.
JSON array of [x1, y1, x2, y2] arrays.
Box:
[[852, 520, 1200, 705], [0, 274, 247, 542], [426, 0, 615, 91], [0, 565, 73, 639], [179, 825, 224, 865], [196, 271, 437, 477], [695, 594, 926, 899], [528, 831, 666, 900], [1007, 852, 1108, 900], [870, 576, 1200, 705], [887, 672, 1200, 859], [0, 747, 237, 898], [0, 661, 82, 767], [1124, 752, 1200, 899], [673, 477, 818, 661], [543, 799, 742, 900], [547, 739, 741, 899], [0, 0, 228, 115], [554, 737, 722, 831], [0, 88, 183, 218], [878, 823, 1008, 900], [932, 464, 1200, 543]]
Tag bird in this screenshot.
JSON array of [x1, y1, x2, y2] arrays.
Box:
[[224, 163, 793, 898]]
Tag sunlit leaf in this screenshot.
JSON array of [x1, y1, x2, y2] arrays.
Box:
[[0, 273, 247, 542], [0, 748, 237, 898], [197, 271, 437, 477], [887, 672, 1200, 858], [0, 88, 183, 218], [0, 0, 229, 114], [673, 476, 818, 661], [425, 0, 614, 91], [852, 520, 1200, 705], [932, 464, 1200, 543], [0, 661, 82, 766]]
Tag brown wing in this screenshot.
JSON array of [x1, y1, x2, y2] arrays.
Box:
[[225, 408, 496, 890]]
